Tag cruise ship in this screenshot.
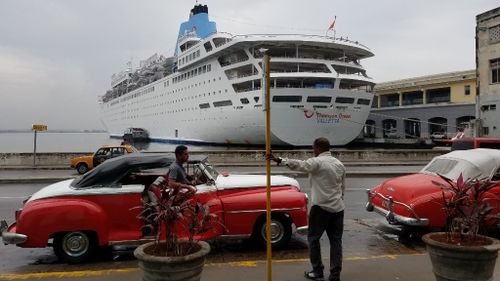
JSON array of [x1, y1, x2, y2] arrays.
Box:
[[99, 4, 375, 146]]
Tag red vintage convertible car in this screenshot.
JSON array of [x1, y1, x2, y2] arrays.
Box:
[[1, 154, 308, 263], [366, 148, 500, 230]]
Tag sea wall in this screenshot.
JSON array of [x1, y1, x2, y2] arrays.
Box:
[[0, 150, 446, 167]]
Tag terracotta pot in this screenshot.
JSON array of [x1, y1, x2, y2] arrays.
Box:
[[422, 232, 500, 281], [134, 240, 211, 281]]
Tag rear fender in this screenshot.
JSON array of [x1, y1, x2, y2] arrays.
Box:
[[221, 188, 307, 234]]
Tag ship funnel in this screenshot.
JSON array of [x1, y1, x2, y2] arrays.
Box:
[[175, 4, 217, 55]]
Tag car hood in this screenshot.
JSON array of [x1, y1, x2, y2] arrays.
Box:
[[27, 179, 144, 203], [216, 174, 300, 190], [373, 173, 446, 203]]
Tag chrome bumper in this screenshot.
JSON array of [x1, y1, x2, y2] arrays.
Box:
[[296, 225, 308, 235], [1, 220, 27, 245], [365, 189, 429, 227]]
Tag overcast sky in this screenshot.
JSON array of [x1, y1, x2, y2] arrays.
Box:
[[0, 0, 497, 130]]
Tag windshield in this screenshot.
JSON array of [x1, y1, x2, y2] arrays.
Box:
[[199, 162, 219, 179]]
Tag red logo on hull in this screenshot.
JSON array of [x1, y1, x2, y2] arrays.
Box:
[[304, 110, 315, 118]]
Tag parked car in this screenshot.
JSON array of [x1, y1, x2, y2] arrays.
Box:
[[1, 154, 308, 263], [366, 148, 500, 230], [451, 137, 500, 151], [70, 145, 137, 174]]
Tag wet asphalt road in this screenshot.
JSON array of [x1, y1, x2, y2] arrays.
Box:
[[0, 175, 428, 277]]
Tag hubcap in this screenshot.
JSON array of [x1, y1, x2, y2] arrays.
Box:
[[261, 220, 284, 243], [62, 232, 89, 257]]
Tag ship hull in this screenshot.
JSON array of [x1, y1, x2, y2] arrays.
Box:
[[102, 88, 371, 146]]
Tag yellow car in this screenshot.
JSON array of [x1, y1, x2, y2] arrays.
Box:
[[70, 145, 137, 174]]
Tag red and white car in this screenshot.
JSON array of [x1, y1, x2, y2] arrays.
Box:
[[366, 148, 500, 230], [1, 154, 308, 263]]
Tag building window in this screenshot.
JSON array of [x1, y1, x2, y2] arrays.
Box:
[[382, 119, 398, 138], [402, 91, 423, 105], [363, 120, 376, 138], [491, 58, 500, 84], [380, 93, 399, 107], [404, 118, 421, 138], [490, 24, 500, 43], [483, 127, 489, 136], [464, 85, 471, 96], [426, 87, 450, 103]]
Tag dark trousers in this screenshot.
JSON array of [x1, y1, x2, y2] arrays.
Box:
[[308, 205, 344, 279]]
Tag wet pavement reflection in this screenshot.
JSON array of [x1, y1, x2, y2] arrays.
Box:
[[0, 218, 428, 275]]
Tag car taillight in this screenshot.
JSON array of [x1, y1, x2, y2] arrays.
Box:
[[15, 209, 23, 221]]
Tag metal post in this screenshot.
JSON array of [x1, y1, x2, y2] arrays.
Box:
[[263, 53, 273, 281], [33, 130, 37, 167]]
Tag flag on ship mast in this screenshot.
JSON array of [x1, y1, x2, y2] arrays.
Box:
[[328, 16, 337, 30]]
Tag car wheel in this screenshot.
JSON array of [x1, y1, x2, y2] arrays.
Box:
[[53, 231, 96, 263], [76, 163, 89, 174], [253, 215, 292, 249]]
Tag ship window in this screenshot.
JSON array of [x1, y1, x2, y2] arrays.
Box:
[[199, 103, 210, 109], [213, 100, 233, 107], [307, 96, 331, 103], [254, 97, 259, 103], [335, 97, 355, 104], [273, 96, 303, 102], [357, 98, 371, 105], [204, 42, 213, 52], [208, 65, 211, 72], [313, 105, 328, 109], [240, 98, 250, 104]]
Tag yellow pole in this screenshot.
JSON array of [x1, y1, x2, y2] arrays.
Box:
[[264, 53, 272, 281]]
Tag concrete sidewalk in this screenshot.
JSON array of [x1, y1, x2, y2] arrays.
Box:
[[5, 252, 500, 281]]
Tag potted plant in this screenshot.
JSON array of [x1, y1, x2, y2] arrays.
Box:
[[422, 173, 500, 281], [133, 176, 219, 281]]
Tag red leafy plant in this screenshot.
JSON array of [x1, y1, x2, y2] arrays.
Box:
[[137, 176, 220, 256], [432, 173, 499, 245]]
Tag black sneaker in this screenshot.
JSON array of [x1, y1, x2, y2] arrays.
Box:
[[304, 270, 324, 281]]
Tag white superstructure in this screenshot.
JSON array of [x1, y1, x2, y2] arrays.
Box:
[[99, 4, 375, 146]]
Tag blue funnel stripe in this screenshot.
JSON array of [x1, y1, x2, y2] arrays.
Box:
[[175, 12, 217, 55]]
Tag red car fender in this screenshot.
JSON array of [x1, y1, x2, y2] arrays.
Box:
[[16, 198, 108, 248], [220, 187, 307, 235], [409, 192, 448, 228]]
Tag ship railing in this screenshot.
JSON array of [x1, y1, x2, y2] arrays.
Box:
[[231, 33, 371, 50], [203, 32, 370, 51], [228, 73, 260, 80], [270, 69, 331, 74], [263, 55, 366, 69], [219, 57, 250, 67]]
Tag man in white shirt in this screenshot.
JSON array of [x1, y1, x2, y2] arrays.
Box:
[[268, 137, 345, 281]]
